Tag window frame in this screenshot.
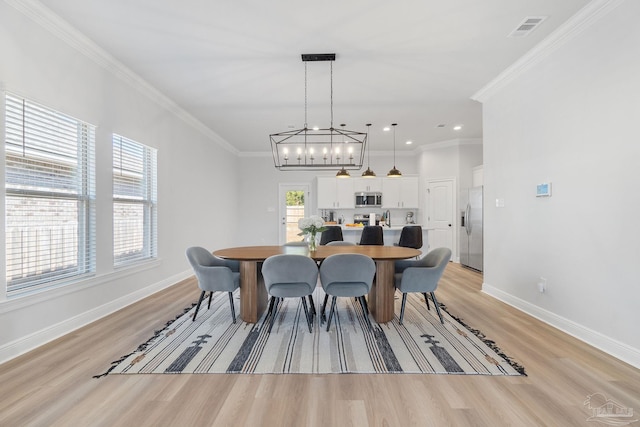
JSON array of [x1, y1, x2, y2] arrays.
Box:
[[112, 134, 157, 267], [4, 92, 96, 297]]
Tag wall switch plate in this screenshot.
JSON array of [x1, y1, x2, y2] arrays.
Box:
[[496, 198, 505, 208], [538, 277, 547, 293]]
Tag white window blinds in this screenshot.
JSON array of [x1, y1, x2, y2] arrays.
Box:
[[112, 134, 157, 266], [4, 93, 96, 296]]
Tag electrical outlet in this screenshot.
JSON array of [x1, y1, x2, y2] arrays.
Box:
[[538, 277, 547, 293]]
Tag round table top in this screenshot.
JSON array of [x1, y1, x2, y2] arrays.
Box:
[[213, 245, 421, 261]]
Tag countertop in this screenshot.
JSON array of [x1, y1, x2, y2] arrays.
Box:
[[340, 224, 422, 231]]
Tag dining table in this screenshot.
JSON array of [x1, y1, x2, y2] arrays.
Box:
[[213, 245, 421, 324]]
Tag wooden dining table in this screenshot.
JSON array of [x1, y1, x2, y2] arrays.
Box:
[[213, 245, 421, 324]]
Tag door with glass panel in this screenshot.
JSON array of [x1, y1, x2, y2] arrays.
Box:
[[278, 184, 310, 245]]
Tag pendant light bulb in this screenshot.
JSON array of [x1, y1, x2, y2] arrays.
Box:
[[336, 167, 350, 178]]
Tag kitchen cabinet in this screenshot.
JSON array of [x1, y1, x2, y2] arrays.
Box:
[[317, 177, 354, 209], [353, 177, 382, 193], [382, 177, 419, 208]]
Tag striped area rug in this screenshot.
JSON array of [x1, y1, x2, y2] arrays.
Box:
[[98, 288, 525, 376]]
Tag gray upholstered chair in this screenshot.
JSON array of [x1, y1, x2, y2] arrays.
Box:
[[284, 241, 307, 246], [358, 225, 384, 245], [393, 247, 451, 324], [186, 246, 241, 323], [325, 240, 356, 246], [319, 253, 376, 331], [320, 226, 344, 245], [395, 225, 423, 249], [283, 242, 317, 315], [261, 254, 319, 333]]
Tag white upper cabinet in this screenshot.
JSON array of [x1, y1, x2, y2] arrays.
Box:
[[382, 177, 419, 208], [317, 177, 355, 209], [353, 177, 382, 193]]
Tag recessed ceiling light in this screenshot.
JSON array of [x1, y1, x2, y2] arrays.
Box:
[[405, 140, 412, 145], [383, 126, 390, 131], [453, 125, 462, 131], [312, 126, 319, 131]]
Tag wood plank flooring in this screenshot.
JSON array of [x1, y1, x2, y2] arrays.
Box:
[[1, 263, 638, 426]]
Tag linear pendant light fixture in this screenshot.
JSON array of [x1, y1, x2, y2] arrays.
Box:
[[361, 123, 376, 177], [270, 54, 366, 172], [387, 123, 402, 177]]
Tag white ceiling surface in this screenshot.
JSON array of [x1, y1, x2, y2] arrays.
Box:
[[37, 0, 589, 153]]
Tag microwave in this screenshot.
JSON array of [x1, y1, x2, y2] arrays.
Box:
[[355, 192, 382, 207]]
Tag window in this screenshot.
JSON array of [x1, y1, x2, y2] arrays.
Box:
[[4, 93, 96, 296], [112, 134, 157, 266]]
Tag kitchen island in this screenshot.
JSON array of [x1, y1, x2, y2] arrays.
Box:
[[338, 224, 426, 247]]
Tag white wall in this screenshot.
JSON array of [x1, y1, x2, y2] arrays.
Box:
[[0, 2, 240, 362], [236, 153, 419, 245], [478, 0, 640, 367]]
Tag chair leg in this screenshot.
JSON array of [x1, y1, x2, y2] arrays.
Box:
[[320, 294, 329, 321], [360, 295, 370, 315], [423, 292, 430, 310], [326, 296, 337, 331], [193, 290, 206, 321], [267, 296, 277, 333], [430, 292, 444, 324], [301, 297, 313, 333], [308, 295, 316, 317], [399, 293, 407, 325], [359, 296, 373, 331], [228, 292, 236, 324]]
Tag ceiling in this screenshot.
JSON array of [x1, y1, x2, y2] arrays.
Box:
[[37, 0, 589, 153]]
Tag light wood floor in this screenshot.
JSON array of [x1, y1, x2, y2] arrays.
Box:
[[1, 263, 638, 426]]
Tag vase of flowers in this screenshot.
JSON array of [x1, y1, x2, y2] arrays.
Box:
[[298, 215, 327, 252]]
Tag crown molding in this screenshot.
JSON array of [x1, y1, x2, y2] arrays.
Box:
[[5, 0, 238, 156], [472, 0, 625, 103], [417, 138, 482, 152]]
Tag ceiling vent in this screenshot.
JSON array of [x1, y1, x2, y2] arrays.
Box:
[[508, 16, 548, 37]]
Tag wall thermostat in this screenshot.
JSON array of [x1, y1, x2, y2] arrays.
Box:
[[536, 182, 552, 197]]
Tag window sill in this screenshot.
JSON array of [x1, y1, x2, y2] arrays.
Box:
[[0, 258, 162, 314]]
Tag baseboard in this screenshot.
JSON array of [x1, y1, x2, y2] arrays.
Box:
[[0, 269, 192, 365], [482, 283, 640, 369]]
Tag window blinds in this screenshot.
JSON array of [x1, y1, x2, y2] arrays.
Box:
[[112, 134, 157, 266], [4, 93, 96, 296]]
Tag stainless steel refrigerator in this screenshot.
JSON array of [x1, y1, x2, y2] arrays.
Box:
[[460, 186, 483, 271]]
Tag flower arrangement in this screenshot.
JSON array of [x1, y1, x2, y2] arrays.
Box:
[[298, 215, 327, 251]]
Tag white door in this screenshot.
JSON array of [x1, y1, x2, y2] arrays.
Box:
[[279, 184, 310, 245], [426, 179, 455, 256]]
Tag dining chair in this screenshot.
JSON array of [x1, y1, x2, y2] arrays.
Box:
[[283, 241, 316, 315], [320, 226, 344, 245], [185, 246, 241, 323], [261, 254, 319, 333], [395, 225, 423, 249], [319, 253, 376, 331], [358, 225, 384, 245], [393, 247, 451, 324], [325, 240, 356, 246], [283, 241, 307, 246]]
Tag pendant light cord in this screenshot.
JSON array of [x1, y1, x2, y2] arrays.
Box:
[[304, 62, 308, 130], [330, 61, 334, 129], [393, 123, 397, 166]]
